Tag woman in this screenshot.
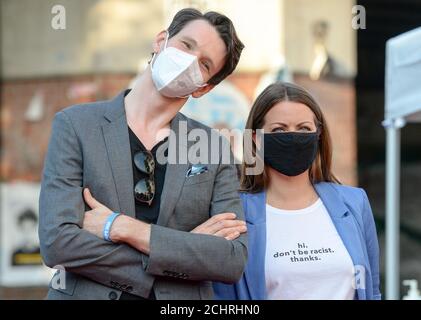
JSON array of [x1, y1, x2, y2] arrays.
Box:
[[213, 82, 381, 300]]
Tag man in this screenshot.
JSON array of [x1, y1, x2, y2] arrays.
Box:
[[39, 8, 247, 300]]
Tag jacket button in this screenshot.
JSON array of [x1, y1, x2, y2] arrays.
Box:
[[109, 291, 118, 300]]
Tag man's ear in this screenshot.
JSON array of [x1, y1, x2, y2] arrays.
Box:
[[152, 30, 168, 54], [191, 84, 215, 98]]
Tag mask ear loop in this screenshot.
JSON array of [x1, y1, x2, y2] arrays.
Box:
[[150, 30, 170, 70], [163, 30, 169, 48]]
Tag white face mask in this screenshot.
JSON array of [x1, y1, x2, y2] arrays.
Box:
[[151, 31, 207, 98]]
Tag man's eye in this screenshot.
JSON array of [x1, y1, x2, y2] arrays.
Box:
[[182, 41, 191, 49], [202, 62, 210, 72]]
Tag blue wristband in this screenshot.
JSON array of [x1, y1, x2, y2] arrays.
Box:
[[103, 212, 120, 242]]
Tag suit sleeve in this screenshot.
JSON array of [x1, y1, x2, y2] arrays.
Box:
[[360, 189, 382, 300], [143, 138, 248, 283], [39, 111, 154, 297]]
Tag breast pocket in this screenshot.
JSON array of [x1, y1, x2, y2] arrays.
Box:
[[171, 174, 214, 230], [183, 171, 213, 186]]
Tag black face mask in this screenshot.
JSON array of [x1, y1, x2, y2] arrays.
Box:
[[262, 131, 319, 177]]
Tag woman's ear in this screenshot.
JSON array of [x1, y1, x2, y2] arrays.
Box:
[[253, 130, 263, 149], [317, 126, 322, 139]]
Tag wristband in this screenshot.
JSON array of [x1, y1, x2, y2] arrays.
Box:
[[103, 212, 120, 242]]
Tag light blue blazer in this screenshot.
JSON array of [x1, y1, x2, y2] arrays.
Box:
[[213, 182, 381, 300]]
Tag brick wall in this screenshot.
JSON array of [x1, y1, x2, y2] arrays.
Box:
[[1, 74, 135, 182]]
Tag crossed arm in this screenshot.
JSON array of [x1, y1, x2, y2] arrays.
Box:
[[83, 189, 247, 254]]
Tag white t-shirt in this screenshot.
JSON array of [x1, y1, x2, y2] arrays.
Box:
[[265, 198, 356, 300]]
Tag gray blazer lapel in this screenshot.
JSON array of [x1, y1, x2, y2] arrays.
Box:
[[101, 91, 136, 218], [157, 113, 190, 227], [101, 97, 191, 226]]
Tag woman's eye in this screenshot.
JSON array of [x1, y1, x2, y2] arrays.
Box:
[[272, 127, 285, 132], [299, 127, 312, 132]]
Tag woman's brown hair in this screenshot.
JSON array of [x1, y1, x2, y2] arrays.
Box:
[[240, 82, 340, 193]]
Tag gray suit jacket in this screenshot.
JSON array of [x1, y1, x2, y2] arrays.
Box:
[[39, 90, 247, 300]]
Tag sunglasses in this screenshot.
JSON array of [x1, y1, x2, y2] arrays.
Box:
[[133, 151, 155, 206]]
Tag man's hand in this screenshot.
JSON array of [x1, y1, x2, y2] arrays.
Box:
[[190, 213, 247, 240], [82, 188, 115, 239], [82, 188, 151, 253]]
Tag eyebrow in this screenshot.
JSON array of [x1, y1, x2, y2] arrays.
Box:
[[181, 36, 215, 71], [269, 121, 314, 126]]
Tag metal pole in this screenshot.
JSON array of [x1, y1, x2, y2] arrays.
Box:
[[383, 117, 405, 300]]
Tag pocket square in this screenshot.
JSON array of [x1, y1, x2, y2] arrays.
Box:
[[186, 164, 208, 177]]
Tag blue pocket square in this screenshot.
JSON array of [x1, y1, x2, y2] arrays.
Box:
[[186, 164, 208, 177]]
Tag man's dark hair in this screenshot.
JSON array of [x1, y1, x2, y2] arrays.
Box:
[[167, 8, 244, 85]]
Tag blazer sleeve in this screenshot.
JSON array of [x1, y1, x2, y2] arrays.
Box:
[[39, 111, 154, 297], [360, 189, 382, 300]]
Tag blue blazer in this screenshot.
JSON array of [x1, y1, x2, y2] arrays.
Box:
[[213, 182, 381, 300]]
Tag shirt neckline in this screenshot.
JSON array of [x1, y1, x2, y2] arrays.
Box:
[[266, 198, 323, 215], [128, 126, 168, 153]]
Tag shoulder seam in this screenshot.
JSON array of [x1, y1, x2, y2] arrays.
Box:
[[60, 110, 83, 154]]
